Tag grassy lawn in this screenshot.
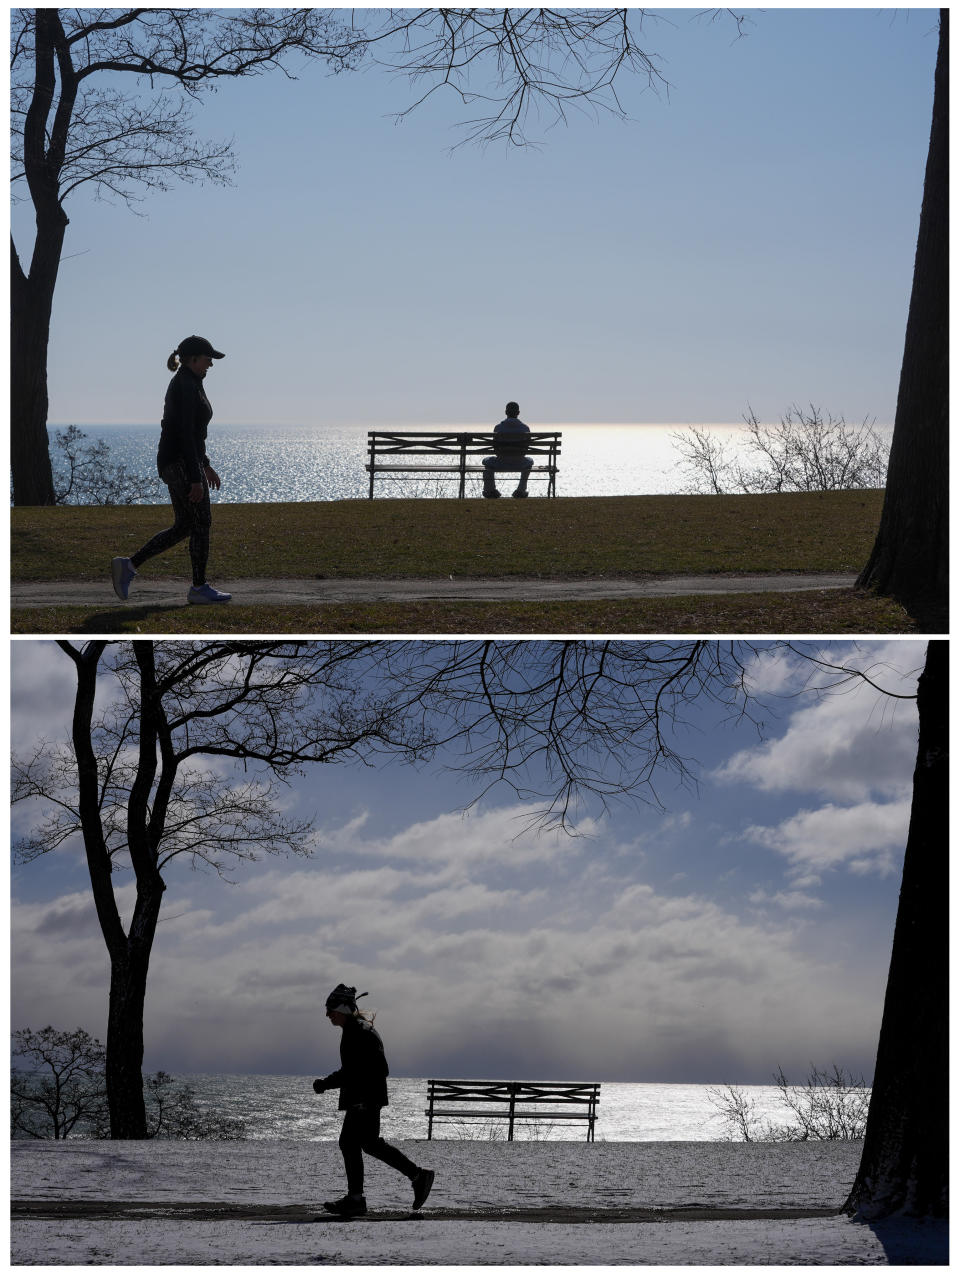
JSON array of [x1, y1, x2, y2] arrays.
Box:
[[12, 490, 883, 581], [12, 491, 907, 634], [11, 593, 912, 637]]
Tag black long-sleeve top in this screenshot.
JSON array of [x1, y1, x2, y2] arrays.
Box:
[[320, 1016, 390, 1110], [156, 365, 213, 483]]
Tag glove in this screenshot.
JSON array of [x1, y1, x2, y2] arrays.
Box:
[[313, 1079, 327, 1094]]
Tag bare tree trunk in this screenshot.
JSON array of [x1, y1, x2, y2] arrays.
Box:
[[11, 7, 74, 507], [101, 644, 168, 1139], [11, 230, 62, 506], [856, 11, 948, 630], [105, 916, 160, 1141], [844, 641, 948, 1218]]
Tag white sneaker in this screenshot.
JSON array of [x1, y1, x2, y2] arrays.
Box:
[[187, 583, 232, 605], [111, 557, 137, 601]]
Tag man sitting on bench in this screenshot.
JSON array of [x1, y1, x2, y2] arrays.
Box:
[[482, 401, 534, 499]]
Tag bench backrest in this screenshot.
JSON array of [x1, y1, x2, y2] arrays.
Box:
[[368, 431, 562, 457], [427, 1079, 598, 1103]]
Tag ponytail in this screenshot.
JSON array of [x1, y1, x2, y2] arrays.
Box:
[[167, 351, 180, 371]]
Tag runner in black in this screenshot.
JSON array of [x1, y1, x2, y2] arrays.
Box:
[[111, 335, 231, 605], [314, 984, 435, 1216]]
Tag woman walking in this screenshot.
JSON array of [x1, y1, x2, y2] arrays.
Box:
[[111, 335, 231, 605], [314, 984, 435, 1217]]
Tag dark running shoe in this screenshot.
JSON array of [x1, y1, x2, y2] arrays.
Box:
[[323, 1195, 367, 1216], [411, 1168, 435, 1210]]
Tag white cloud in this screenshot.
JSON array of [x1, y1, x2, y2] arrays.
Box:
[[744, 800, 909, 878], [749, 888, 824, 911], [12, 802, 891, 1081], [712, 651, 919, 803], [313, 803, 589, 866]]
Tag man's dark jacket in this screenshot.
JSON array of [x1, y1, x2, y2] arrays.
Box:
[[491, 416, 531, 457], [320, 1016, 390, 1110], [156, 365, 213, 483]]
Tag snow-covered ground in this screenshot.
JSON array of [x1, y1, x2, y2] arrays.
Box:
[[11, 1139, 948, 1265]]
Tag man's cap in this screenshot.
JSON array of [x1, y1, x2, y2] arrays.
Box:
[[177, 335, 225, 359]]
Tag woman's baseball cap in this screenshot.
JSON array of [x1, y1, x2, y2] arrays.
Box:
[[177, 335, 225, 359]]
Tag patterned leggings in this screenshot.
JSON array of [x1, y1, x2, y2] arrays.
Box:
[[131, 462, 211, 587]]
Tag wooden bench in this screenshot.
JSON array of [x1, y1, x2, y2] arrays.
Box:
[[425, 1079, 600, 1141], [366, 431, 561, 498]]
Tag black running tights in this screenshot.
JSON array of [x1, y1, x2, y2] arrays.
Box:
[[338, 1107, 418, 1196]]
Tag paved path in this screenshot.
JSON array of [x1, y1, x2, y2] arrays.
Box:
[[12, 1198, 840, 1224], [12, 573, 859, 608]]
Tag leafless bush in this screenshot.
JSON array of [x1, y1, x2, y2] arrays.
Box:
[[440, 1116, 559, 1140], [380, 473, 462, 499], [143, 1071, 246, 1140], [671, 406, 889, 494], [11, 1026, 244, 1140], [52, 426, 162, 505], [708, 1064, 870, 1142]]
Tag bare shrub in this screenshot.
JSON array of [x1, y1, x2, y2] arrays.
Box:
[[11, 1026, 244, 1140], [671, 406, 889, 494], [709, 1064, 870, 1142], [52, 426, 162, 505]]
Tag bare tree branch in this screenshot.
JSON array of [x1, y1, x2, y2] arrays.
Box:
[[361, 8, 674, 147]]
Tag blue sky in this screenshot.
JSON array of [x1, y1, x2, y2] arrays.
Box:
[[11, 8, 939, 429], [10, 639, 925, 1084]]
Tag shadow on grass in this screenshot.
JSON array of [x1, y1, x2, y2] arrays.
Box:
[[51, 605, 189, 634]]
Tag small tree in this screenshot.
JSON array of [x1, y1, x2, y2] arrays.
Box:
[[671, 406, 889, 495], [51, 427, 162, 506], [709, 1065, 871, 1142], [11, 1026, 110, 1139]]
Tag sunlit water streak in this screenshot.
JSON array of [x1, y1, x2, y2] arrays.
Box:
[[172, 1074, 818, 1142], [57, 423, 765, 503]]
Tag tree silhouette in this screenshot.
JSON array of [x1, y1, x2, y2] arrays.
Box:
[[855, 11, 948, 630], [12, 640, 426, 1138], [10, 8, 362, 505]]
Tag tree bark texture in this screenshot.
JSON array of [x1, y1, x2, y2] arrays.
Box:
[[856, 11, 948, 630], [11, 233, 63, 507], [843, 641, 948, 1218], [105, 928, 158, 1141], [11, 8, 73, 506]]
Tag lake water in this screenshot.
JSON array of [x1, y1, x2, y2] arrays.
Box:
[[54, 422, 747, 503], [175, 1074, 816, 1143]]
